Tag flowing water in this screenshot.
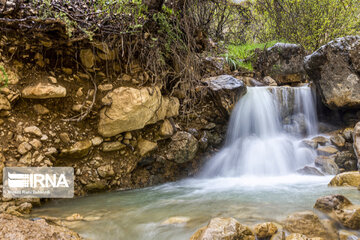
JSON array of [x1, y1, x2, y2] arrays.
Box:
[[32, 86, 360, 239]]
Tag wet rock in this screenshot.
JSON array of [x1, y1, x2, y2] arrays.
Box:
[[304, 36, 360, 109], [190, 217, 255, 240], [311, 136, 328, 146], [22, 83, 67, 99], [137, 139, 157, 156], [80, 49, 95, 69], [338, 230, 359, 240], [166, 131, 198, 164], [314, 156, 339, 175], [24, 126, 42, 137], [59, 140, 92, 158], [202, 75, 247, 117], [161, 216, 190, 225], [33, 104, 49, 115], [254, 222, 278, 238], [330, 134, 345, 148], [0, 94, 11, 110], [159, 119, 175, 137], [353, 121, 360, 168], [334, 151, 357, 171], [253, 43, 306, 85], [301, 139, 318, 149], [342, 128, 354, 141], [297, 166, 324, 176], [98, 86, 179, 137], [18, 142, 32, 155], [329, 171, 360, 187], [102, 141, 125, 152], [283, 211, 334, 239], [314, 195, 360, 230], [0, 213, 81, 240], [65, 213, 84, 221], [317, 146, 338, 156]]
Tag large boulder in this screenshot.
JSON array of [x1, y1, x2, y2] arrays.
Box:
[[314, 195, 360, 230], [283, 211, 336, 239], [202, 75, 247, 118], [190, 217, 255, 240], [353, 121, 360, 168], [0, 213, 81, 240], [166, 131, 199, 164], [329, 171, 360, 187], [253, 43, 306, 85], [98, 86, 179, 137], [22, 82, 67, 99], [304, 36, 360, 109], [314, 156, 339, 175]]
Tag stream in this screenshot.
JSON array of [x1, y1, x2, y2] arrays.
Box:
[[32, 86, 360, 239]]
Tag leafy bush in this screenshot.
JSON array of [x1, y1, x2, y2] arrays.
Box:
[[250, 0, 360, 50]]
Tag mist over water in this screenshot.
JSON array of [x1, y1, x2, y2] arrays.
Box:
[[200, 86, 318, 177]]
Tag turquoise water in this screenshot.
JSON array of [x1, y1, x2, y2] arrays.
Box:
[[32, 175, 360, 240]]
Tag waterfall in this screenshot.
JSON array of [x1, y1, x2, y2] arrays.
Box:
[[200, 86, 318, 177]]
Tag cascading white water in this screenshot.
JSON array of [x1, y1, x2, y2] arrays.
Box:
[[201, 86, 318, 177]]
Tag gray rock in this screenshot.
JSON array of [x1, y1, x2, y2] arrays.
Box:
[[304, 36, 360, 109], [297, 166, 324, 176], [315, 156, 339, 175], [254, 43, 306, 85], [204, 75, 246, 91]]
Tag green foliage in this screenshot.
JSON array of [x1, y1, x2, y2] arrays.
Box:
[[190, 0, 251, 44], [153, 8, 184, 54], [0, 66, 8, 88], [250, 0, 360, 50], [224, 41, 278, 70], [34, 0, 148, 39]]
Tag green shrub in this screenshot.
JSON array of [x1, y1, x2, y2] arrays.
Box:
[[250, 0, 360, 50], [224, 40, 279, 70]]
